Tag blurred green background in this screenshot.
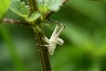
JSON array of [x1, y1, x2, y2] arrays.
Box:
[[1, 0, 106, 71]]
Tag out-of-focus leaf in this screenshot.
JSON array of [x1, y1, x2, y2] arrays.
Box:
[[37, 0, 68, 12], [0, 24, 26, 71], [0, 0, 10, 20], [37, 0, 68, 20], [91, 0, 106, 2], [10, 0, 30, 18], [67, 0, 105, 24]]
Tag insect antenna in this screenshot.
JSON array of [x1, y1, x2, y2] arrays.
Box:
[[47, 19, 58, 24], [47, 18, 63, 26]]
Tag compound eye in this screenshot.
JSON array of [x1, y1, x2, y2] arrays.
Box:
[[50, 51, 52, 54], [49, 51, 53, 55]]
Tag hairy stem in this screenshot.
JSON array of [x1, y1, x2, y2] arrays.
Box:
[[28, 0, 51, 71]]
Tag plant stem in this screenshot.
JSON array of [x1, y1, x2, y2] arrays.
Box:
[[27, 0, 38, 13], [27, 0, 51, 71]]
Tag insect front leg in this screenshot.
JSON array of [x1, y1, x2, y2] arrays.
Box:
[[35, 43, 50, 47], [42, 36, 50, 43]]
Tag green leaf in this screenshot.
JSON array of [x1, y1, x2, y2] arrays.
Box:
[[10, 0, 30, 18], [36, 0, 68, 20], [37, 0, 68, 12], [37, 0, 68, 18], [0, 0, 10, 20], [25, 12, 41, 22]]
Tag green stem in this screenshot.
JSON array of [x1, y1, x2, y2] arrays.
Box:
[[27, 0, 51, 71], [27, 0, 38, 13]]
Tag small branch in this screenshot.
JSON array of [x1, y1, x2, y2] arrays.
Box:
[[1, 18, 33, 27]]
